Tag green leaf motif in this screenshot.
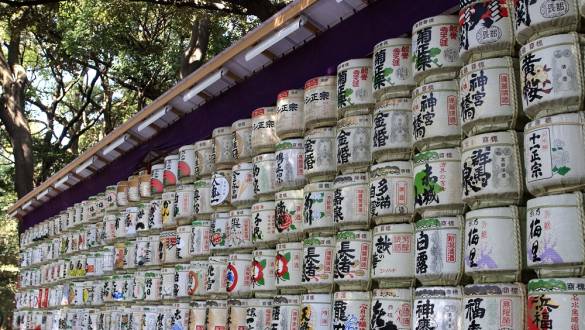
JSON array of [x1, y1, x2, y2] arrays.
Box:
[[260, 259, 267, 268], [282, 272, 290, 280], [258, 278, 265, 285], [429, 47, 441, 57], [345, 89, 353, 97], [285, 252, 291, 260], [553, 166, 571, 176], [320, 212, 325, 217], [383, 67, 393, 77], [290, 224, 296, 230]]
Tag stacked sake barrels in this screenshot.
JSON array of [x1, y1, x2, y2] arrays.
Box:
[[513, 0, 585, 327]]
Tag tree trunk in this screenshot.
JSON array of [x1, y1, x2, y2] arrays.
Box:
[[180, 15, 211, 79]]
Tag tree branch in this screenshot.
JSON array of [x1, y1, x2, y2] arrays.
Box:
[[0, 0, 63, 7]]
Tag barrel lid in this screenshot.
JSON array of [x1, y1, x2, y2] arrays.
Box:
[[460, 56, 514, 76], [464, 283, 524, 296], [413, 80, 458, 97], [194, 179, 211, 187], [164, 154, 179, 161], [194, 139, 213, 149], [527, 192, 582, 209], [528, 278, 585, 294], [334, 291, 371, 300], [302, 293, 332, 304], [190, 301, 207, 308], [276, 139, 304, 150], [253, 248, 277, 256], [304, 236, 334, 246], [192, 220, 211, 226], [252, 200, 275, 210], [277, 89, 304, 100], [207, 300, 228, 308], [374, 98, 412, 112], [373, 223, 414, 235], [525, 112, 585, 130], [337, 58, 372, 70], [179, 144, 196, 152], [372, 288, 412, 300], [151, 163, 165, 171], [212, 126, 233, 137], [415, 217, 461, 230], [465, 206, 516, 220], [336, 230, 371, 241], [334, 173, 369, 187], [209, 255, 228, 263], [247, 298, 273, 307], [337, 114, 372, 128], [189, 260, 209, 267], [177, 184, 195, 192], [253, 152, 276, 162], [462, 130, 517, 151], [228, 253, 253, 261], [374, 37, 411, 52], [304, 75, 336, 89], [520, 33, 579, 55], [232, 162, 254, 171], [412, 15, 458, 31], [251, 106, 277, 117], [370, 161, 412, 175], [413, 148, 461, 164], [304, 181, 334, 192], [227, 299, 250, 307], [415, 286, 462, 299], [232, 118, 252, 129], [275, 189, 304, 200]]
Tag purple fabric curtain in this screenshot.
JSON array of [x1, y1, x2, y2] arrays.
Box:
[[20, 0, 457, 231]]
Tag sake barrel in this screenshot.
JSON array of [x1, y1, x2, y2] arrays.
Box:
[[230, 163, 255, 208], [336, 115, 372, 173], [213, 126, 236, 170], [161, 191, 177, 229], [415, 217, 464, 285], [464, 207, 523, 283], [139, 173, 151, 199], [459, 0, 516, 62], [412, 15, 462, 84], [190, 220, 210, 259], [333, 173, 370, 230], [336, 59, 374, 117], [170, 302, 190, 329], [520, 33, 585, 118], [371, 224, 415, 288], [253, 153, 277, 201], [175, 185, 194, 225], [124, 207, 138, 238], [227, 299, 249, 330], [515, 0, 582, 44], [371, 98, 412, 162], [371, 288, 413, 330], [251, 107, 279, 154], [413, 148, 465, 217], [276, 89, 304, 139], [194, 139, 215, 178], [275, 190, 303, 242], [275, 139, 306, 190], [372, 38, 415, 101], [148, 234, 162, 267], [251, 201, 278, 247], [210, 170, 232, 210], [127, 176, 140, 204], [163, 155, 179, 187], [226, 254, 253, 298], [527, 278, 585, 328], [300, 294, 332, 330], [116, 182, 129, 209], [150, 164, 165, 197], [135, 201, 150, 234], [304, 76, 337, 130], [160, 230, 178, 264], [251, 249, 277, 296], [370, 161, 414, 224], [526, 192, 585, 277], [246, 299, 273, 330], [524, 112, 585, 195], [413, 286, 462, 329], [460, 57, 523, 136], [189, 301, 207, 329], [210, 212, 230, 253], [143, 270, 162, 302], [332, 291, 371, 330], [206, 256, 228, 298], [303, 182, 335, 235], [301, 237, 334, 292], [176, 225, 191, 262], [463, 283, 525, 329], [461, 130, 523, 208], [232, 118, 253, 162], [304, 127, 337, 182], [193, 178, 213, 219], [271, 295, 301, 330], [275, 242, 303, 293], [227, 209, 253, 250], [412, 80, 461, 151], [147, 199, 162, 231], [333, 231, 372, 290], [206, 300, 228, 330], [187, 260, 208, 299]]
